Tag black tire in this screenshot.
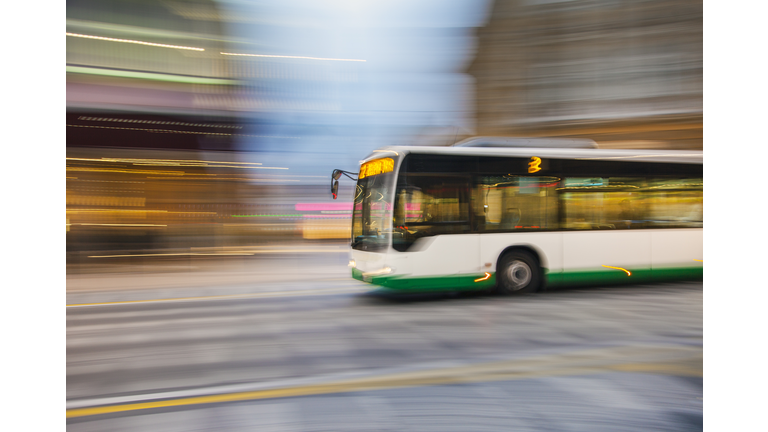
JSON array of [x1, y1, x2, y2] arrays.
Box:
[[497, 250, 541, 295]]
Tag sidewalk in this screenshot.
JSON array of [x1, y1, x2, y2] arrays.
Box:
[[66, 244, 357, 300]]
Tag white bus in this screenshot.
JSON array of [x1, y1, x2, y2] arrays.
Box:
[[333, 137, 702, 294]]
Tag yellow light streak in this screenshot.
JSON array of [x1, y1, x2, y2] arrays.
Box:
[[66, 32, 205, 51], [147, 177, 297, 181], [88, 252, 253, 258], [74, 223, 167, 227], [474, 272, 491, 282], [647, 183, 703, 189], [66, 209, 168, 213], [134, 164, 271, 169], [66, 167, 185, 175], [69, 179, 146, 184], [66, 287, 367, 307], [556, 185, 639, 191], [602, 265, 631, 276], [67, 157, 262, 166], [693, 259, 703, 262], [221, 52, 366, 62]]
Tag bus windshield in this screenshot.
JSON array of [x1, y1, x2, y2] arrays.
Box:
[[351, 172, 395, 251]]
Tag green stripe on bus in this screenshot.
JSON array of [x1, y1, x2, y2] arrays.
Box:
[[351, 268, 364, 281], [548, 266, 702, 288], [368, 273, 496, 292], [355, 266, 701, 293]]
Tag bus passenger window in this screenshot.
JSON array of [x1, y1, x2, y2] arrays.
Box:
[[392, 175, 470, 251], [559, 178, 646, 230], [645, 179, 702, 228], [474, 175, 559, 232]]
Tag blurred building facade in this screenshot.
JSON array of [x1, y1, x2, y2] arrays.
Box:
[[468, 0, 702, 149], [66, 1, 355, 258]]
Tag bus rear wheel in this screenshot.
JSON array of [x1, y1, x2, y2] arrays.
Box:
[[497, 251, 540, 294]]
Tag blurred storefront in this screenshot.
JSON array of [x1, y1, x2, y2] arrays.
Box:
[[66, 1, 354, 259]]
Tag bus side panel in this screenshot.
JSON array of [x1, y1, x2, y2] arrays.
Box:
[[397, 234, 482, 290], [650, 229, 703, 281], [479, 232, 562, 286], [561, 231, 652, 286]]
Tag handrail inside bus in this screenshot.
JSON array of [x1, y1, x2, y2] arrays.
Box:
[[453, 136, 598, 149]]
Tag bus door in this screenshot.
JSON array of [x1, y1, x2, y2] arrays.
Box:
[[393, 174, 477, 288]]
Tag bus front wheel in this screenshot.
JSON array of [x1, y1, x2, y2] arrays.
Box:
[[497, 251, 540, 295]]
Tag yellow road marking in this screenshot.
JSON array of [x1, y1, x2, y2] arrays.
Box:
[[66, 347, 701, 418], [66, 288, 366, 307]]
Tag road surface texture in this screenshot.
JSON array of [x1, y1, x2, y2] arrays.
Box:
[[67, 250, 702, 431]]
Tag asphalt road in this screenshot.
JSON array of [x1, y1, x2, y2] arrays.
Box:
[[67, 266, 702, 431]]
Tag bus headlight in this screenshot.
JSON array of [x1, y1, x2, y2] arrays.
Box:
[[348, 260, 356, 268]]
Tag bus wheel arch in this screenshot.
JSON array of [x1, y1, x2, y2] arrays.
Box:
[[495, 246, 543, 294]]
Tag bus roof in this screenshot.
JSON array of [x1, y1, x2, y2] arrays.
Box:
[[363, 145, 703, 165], [453, 136, 598, 149]]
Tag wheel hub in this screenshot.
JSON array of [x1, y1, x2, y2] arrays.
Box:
[[506, 260, 531, 290]]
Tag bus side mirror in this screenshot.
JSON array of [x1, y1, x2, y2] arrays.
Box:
[[332, 180, 339, 199], [332, 170, 342, 180]]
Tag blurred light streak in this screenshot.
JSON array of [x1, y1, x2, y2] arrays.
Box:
[[220, 52, 365, 62], [222, 224, 297, 228], [66, 167, 185, 175], [303, 214, 351, 218], [66, 32, 205, 51], [231, 214, 302, 217], [296, 203, 353, 211], [77, 117, 243, 129], [68, 158, 261, 166], [88, 247, 350, 258], [693, 259, 703, 262], [88, 252, 254, 258], [74, 223, 167, 227], [66, 65, 238, 85], [66, 209, 167, 214], [67, 124, 257, 137], [70, 179, 145, 183], [148, 177, 294, 181], [66, 287, 368, 308], [602, 265, 632, 276], [133, 164, 268, 169]]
